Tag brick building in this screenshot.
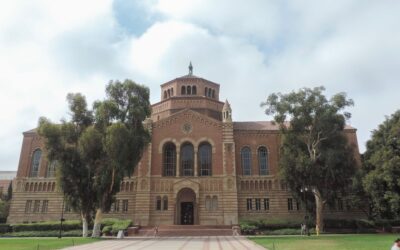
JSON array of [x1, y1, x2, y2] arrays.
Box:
[[8, 67, 361, 225]]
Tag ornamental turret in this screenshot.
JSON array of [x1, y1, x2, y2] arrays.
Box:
[[222, 99, 232, 122]]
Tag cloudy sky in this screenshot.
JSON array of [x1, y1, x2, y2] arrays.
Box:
[[1, 0, 400, 171]]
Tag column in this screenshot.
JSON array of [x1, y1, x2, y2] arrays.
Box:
[[194, 149, 198, 176], [176, 149, 180, 177]]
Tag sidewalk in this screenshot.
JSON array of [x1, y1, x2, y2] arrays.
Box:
[[62, 236, 267, 250]]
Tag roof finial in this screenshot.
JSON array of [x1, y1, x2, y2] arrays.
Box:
[[188, 61, 193, 75]]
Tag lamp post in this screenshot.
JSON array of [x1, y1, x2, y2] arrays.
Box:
[[58, 193, 65, 239], [300, 187, 310, 236]]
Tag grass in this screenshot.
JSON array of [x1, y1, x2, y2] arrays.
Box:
[[0, 237, 99, 250], [250, 234, 398, 250]]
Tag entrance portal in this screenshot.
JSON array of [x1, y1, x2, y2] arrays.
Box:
[[180, 202, 194, 225], [176, 188, 197, 225]]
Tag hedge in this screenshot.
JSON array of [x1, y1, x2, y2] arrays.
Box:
[[1, 229, 86, 237], [0, 224, 10, 234], [11, 220, 81, 232]]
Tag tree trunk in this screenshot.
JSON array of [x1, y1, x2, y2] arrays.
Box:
[[91, 208, 103, 237], [82, 213, 88, 237], [314, 190, 325, 234]]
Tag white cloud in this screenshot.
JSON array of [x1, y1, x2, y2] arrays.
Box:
[[1, 0, 400, 170]]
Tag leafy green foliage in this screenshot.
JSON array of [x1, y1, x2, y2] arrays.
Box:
[[363, 110, 400, 219], [100, 218, 132, 235], [261, 86, 357, 231]]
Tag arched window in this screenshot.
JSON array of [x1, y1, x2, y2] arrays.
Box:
[[171, 88, 174, 96], [212, 89, 215, 98], [258, 147, 268, 175], [181, 86, 186, 95], [30, 149, 42, 177], [204, 87, 208, 96], [181, 143, 194, 176], [156, 196, 161, 210], [241, 147, 252, 175], [187, 86, 191, 95], [208, 88, 212, 97], [46, 161, 57, 178], [164, 91, 167, 99], [192, 86, 197, 95], [163, 143, 176, 176], [163, 196, 168, 210], [198, 142, 212, 176], [167, 89, 171, 97]]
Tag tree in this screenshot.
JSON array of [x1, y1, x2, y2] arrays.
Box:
[[39, 80, 151, 237], [261, 86, 357, 232], [362, 110, 400, 219], [38, 93, 97, 237], [90, 80, 151, 237]]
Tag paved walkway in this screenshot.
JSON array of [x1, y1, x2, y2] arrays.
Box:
[[63, 236, 266, 250]]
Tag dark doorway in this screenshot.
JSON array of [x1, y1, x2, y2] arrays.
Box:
[[180, 202, 194, 225]]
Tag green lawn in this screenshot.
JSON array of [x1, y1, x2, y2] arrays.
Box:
[[0, 237, 99, 250], [250, 234, 398, 250]]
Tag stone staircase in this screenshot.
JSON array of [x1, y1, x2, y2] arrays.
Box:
[[128, 225, 235, 237]]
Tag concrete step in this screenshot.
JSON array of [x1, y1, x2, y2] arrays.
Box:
[[129, 225, 237, 237]]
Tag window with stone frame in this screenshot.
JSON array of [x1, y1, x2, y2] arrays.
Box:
[[46, 161, 57, 178], [255, 198, 261, 211], [258, 147, 269, 175], [246, 198, 252, 210], [33, 200, 40, 213], [181, 86, 186, 95], [212, 196, 218, 210], [181, 143, 194, 176], [41, 200, 49, 213], [163, 143, 176, 176], [205, 196, 211, 210], [25, 200, 32, 213], [287, 198, 294, 211], [241, 147, 252, 175], [192, 85, 197, 95], [30, 149, 42, 177], [122, 200, 128, 212], [263, 198, 270, 210], [163, 196, 168, 210], [156, 196, 162, 210], [198, 142, 212, 176], [113, 200, 120, 212]]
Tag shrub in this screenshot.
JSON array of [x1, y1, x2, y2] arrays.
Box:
[[0, 224, 10, 234], [102, 225, 112, 235], [111, 220, 132, 235], [100, 218, 132, 236], [101, 218, 120, 228], [11, 220, 81, 232]]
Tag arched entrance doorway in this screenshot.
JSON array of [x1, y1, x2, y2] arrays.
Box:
[[175, 188, 197, 225]]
